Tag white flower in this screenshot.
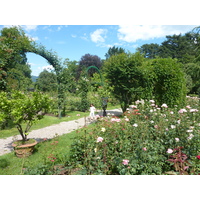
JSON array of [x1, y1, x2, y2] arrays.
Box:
[[133, 123, 138, 127], [175, 138, 179, 142], [186, 129, 193, 133], [149, 100, 155, 103], [190, 109, 198, 112], [161, 103, 168, 108], [150, 120, 154, 123], [167, 148, 173, 154], [171, 125, 176, 129], [187, 134, 194, 140], [101, 127, 106, 132], [170, 111, 174, 114]]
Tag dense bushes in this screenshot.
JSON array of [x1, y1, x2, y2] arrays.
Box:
[[67, 98, 200, 175], [152, 58, 187, 107], [104, 53, 187, 111]]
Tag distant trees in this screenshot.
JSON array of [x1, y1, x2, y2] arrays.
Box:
[[103, 52, 187, 111], [105, 46, 126, 59], [77, 53, 102, 79], [137, 32, 198, 64], [36, 70, 57, 92], [137, 43, 160, 59]]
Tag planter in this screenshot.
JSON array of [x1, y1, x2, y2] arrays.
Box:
[[12, 139, 37, 158]]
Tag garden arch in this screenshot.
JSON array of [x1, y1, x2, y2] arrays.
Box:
[[27, 43, 65, 118]]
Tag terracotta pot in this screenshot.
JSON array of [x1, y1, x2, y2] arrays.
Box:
[[12, 139, 37, 158]]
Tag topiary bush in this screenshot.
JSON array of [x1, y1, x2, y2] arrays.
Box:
[[151, 58, 187, 108]]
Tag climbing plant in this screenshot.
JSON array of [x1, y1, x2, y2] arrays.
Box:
[[29, 43, 65, 118]]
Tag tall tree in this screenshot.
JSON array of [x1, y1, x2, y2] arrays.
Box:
[[77, 53, 102, 79], [137, 43, 160, 59], [36, 70, 57, 92], [105, 46, 126, 59], [159, 33, 197, 63]]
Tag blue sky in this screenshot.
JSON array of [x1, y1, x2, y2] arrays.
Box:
[[0, 25, 198, 76]]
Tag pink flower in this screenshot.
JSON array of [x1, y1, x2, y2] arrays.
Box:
[[154, 125, 158, 129], [184, 166, 189, 170], [178, 109, 187, 114], [167, 148, 173, 154], [97, 137, 103, 142], [124, 118, 129, 121], [196, 155, 200, 159], [143, 147, 147, 151], [122, 159, 129, 165], [76, 114, 80, 116], [130, 105, 137, 108]]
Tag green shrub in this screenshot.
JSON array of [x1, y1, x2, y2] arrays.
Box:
[[152, 58, 187, 108]]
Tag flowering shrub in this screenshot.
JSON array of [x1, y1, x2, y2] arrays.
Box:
[[68, 98, 200, 175]]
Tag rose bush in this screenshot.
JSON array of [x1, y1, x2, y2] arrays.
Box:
[[66, 97, 200, 175]]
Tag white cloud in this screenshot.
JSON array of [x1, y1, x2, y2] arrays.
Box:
[[117, 25, 197, 42], [71, 34, 77, 38], [90, 29, 107, 43], [80, 33, 89, 41], [23, 25, 38, 31], [27, 62, 36, 66]]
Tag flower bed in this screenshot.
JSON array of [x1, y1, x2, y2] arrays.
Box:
[[67, 98, 200, 175]]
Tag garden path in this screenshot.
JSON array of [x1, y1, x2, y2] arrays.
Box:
[[0, 108, 122, 156]]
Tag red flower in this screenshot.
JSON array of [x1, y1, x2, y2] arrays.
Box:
[[196, 155, 200, 159]]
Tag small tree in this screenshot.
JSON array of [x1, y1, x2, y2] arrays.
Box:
[[103, 52, 154, 112], [0, 91, 51, 141]]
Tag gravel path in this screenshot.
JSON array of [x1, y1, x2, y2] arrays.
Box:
[[0, 108, 122, 156]]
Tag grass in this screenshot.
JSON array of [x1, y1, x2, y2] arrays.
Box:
[[0, 104, 120, 175], [0, 128, 84, 175]]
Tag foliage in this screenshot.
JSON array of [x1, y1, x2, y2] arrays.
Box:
[[36, 70, 57, 92], [105, 46, 126, 60], [137, 32, 198, 64], [183, 62, 200, 95], [67, 97, 200, 175], [0, 26, 32, 91], [137, 43, 161, 59], [103, 52, 154, 112], [152, 58, 187, 107], [77, 54, 102, 79], [78, 76, 89, 112], [0, 91, 51, 141]]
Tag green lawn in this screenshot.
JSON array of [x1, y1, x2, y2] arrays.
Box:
[[0, 128, 84, 175]]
